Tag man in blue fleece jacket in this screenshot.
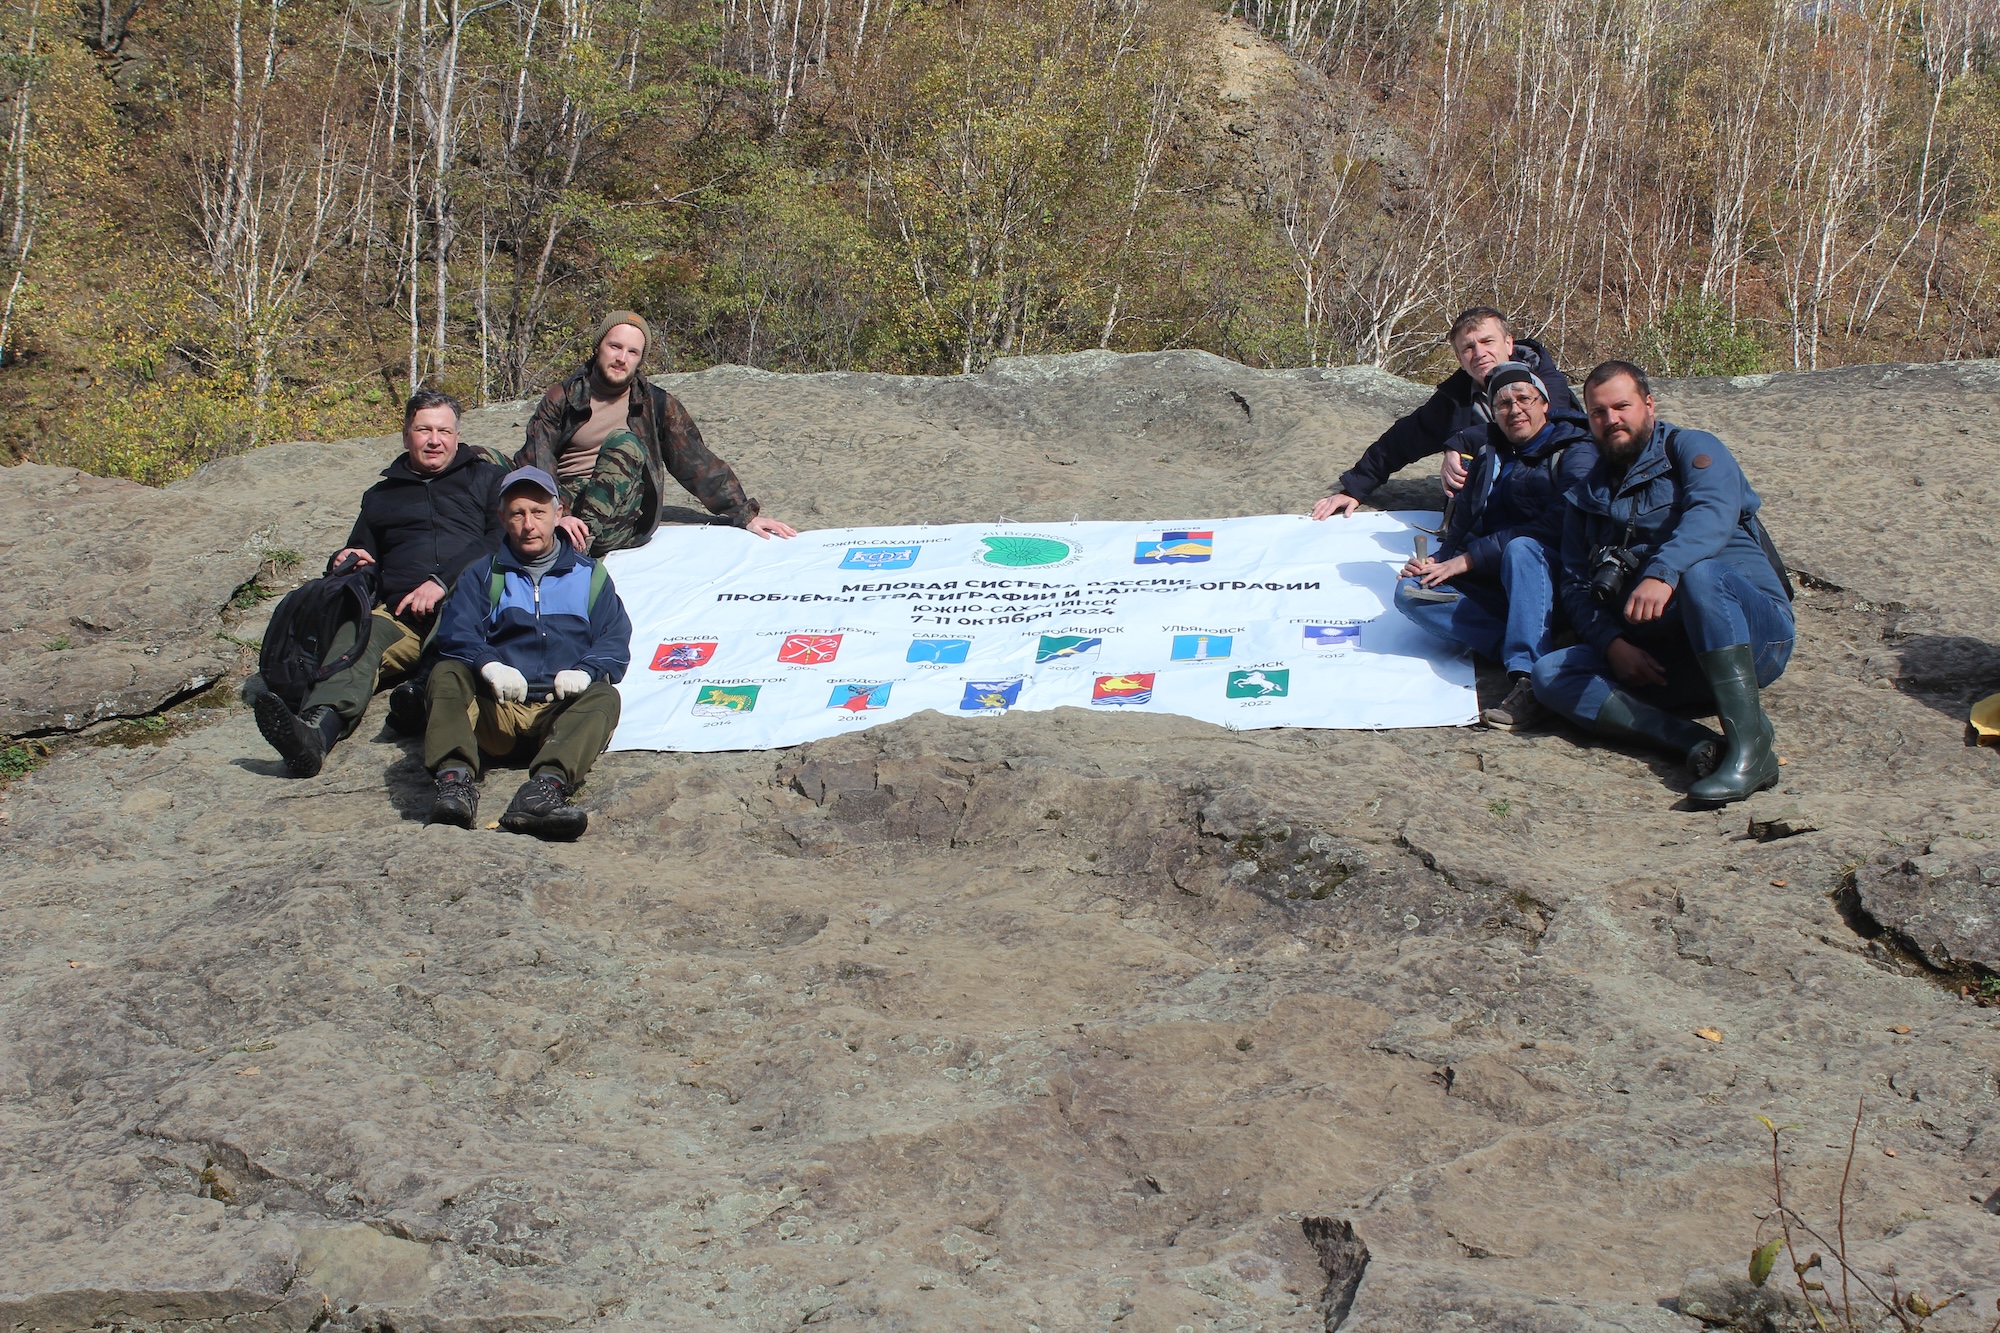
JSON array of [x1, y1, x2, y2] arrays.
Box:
[[425, 466, 632, 838], [1531, 361, 1794, 806]]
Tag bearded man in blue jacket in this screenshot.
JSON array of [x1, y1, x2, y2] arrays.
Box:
[[1532, 361, 1794, 806], [425, 466, 632, 838], [1392, 360, 1597, 732]]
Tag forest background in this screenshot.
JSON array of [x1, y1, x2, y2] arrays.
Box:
[[0, 0, 1995, 482]]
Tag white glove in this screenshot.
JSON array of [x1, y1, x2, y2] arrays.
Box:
[[553, 669, 591, 699], [481, 661, 528, 703]]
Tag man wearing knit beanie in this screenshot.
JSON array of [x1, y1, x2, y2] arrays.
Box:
[[515, 311, 797, 555]]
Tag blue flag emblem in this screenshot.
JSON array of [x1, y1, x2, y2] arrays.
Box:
[[907, 638, 971, 663], [959, 679, 1023, 711], [840, 545, 919, 571]]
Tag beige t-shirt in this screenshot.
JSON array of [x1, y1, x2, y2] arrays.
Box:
[[557, 387, 632, 479]]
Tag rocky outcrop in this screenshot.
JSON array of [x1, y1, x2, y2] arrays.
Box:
[[3, 351, 1999, 1331]]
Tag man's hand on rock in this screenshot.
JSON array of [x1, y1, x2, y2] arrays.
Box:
[[553, 670, 591, 699], [1622, 576, 1674, 625], [481, 662, 529, 703], [395, 578, 446, 619], [1311, 493, 1360, 521], [745, 515, 797, 539], [557, 515, 592, 552], [1607, 637, 1668, 689]]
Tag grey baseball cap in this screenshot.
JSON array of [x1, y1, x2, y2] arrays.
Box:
[[499, 465, 561, 500]]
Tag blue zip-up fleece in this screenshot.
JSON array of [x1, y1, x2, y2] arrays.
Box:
[[1435, 417, 1596, 578], [1335, 337, 1587, 502], [435, 536, 633, 694], [1558, 420, 1792, 656]]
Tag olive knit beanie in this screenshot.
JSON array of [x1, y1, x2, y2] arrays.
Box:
[[591, 309, 653, 360]]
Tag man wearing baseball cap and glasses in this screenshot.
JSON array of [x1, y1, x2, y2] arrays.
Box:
[[1393, 359, 1597, 731], [424, 465, 632, 838]]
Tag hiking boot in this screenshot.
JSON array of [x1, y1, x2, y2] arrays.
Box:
[[429, 769, 479, 828], [254, 693, 340, 778], [498, 772, 587, 841], [386, 680, 428, 736], [1482, 675, 1545, 731]]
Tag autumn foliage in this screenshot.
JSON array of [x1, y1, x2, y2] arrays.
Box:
[[0, 0, 1994, 481]]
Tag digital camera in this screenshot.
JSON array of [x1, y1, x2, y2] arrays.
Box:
[[1588, 545, 1644, 607]]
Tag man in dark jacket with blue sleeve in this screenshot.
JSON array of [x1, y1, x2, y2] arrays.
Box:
[[424, 466, 632, 839], [1531, 362, 1794, 806], [251, 389, 505, 777], [1392, 360, 1596, 731], [1312, 307, 1585, 519]]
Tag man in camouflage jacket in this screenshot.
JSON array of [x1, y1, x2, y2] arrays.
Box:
[[514, 310, 797, 555]]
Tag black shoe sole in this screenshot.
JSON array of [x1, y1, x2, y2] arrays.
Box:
[[253, 692, 325, 778], [499, 808, 588, 841]]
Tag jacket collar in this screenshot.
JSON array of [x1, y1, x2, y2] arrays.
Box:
[[563, 361, 653, 414], [1610, 421, 1674, 491], [380, 442, 483, 483]]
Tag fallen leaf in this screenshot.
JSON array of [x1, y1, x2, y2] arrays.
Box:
[[1777, 757, 1788, 766], [1770, 878, 1788, 887], [1884, 1148, 1898, 1157], [403, 951, 423, 957], [485, 821, 500, 830], [1890, 1025, 1911, 1034], [235, 1066, 261, 1076], [67, 960, 83, 968], [1695, 1028, 1724, 1043]]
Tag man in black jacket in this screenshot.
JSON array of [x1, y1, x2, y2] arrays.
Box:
[[250, 390, 507, 777], [1311, 307, 1585, 519]]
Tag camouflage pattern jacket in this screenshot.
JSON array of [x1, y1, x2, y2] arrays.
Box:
[[515, 364, 760, 539]]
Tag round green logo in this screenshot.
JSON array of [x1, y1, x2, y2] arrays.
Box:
[[976, 535, 1075, 568]]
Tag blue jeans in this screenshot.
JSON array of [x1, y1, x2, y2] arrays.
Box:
[[1531, 557, 1795, 724], [1394, 535, 1559, 676]]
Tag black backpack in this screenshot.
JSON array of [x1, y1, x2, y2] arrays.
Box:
[[257, 554, 379, 709]]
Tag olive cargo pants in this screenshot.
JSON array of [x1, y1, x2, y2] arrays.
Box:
[[422, 658, 621, 787]]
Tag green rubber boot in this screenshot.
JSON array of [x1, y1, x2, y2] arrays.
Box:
[[1594, 690, 1724, 779], [1687, 645, 1781, 806]]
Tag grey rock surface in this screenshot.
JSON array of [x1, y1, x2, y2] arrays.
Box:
[[1849, 845, 2000, 979], [3, 350, 1999, 1331]]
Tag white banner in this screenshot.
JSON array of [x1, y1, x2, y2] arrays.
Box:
[[602, 513, 1477, 752]]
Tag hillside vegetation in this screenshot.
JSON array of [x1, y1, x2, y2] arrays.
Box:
[[0, 0, 1996, 481]]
